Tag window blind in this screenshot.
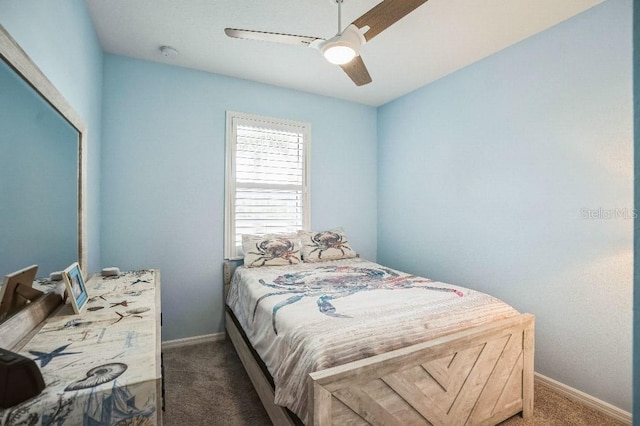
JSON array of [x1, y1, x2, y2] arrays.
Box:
[[225, 112, 310, 259]]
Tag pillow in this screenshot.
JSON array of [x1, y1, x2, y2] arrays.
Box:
[[298, 228, 357, 262], [242, 234, 301, 267]]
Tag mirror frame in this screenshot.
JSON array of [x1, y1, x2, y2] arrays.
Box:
[[0, 25, 87, 272]]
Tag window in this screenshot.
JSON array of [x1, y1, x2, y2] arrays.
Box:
[[225, 112, 310, 259]]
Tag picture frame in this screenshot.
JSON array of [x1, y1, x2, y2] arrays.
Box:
[[62, 262, 88, 314], [0, 265, 39, 320]]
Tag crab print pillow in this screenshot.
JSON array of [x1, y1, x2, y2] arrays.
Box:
[[298, 228, 357, 262], [242, 234, 302, 267]]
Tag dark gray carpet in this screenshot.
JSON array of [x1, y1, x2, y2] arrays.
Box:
[[161, 339, 626, 425], [162, 339, 270, 425]]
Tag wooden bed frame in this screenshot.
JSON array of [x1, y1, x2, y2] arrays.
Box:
[[223, 262, 535, 425]]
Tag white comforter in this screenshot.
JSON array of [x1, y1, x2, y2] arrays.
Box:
[[226, 258, 518, 423]]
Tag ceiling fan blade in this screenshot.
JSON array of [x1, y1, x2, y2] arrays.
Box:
[[224, 28, 321, 47], [352, 0, 429, 42], [339, 55, 372, 86]]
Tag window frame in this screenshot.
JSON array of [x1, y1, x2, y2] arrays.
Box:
[[224, 111, 311, 260]]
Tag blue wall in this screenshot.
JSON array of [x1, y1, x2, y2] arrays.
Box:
[[0, 0, 103, 273], [378, 0, 632, 412], [100, 54, 377, 340]]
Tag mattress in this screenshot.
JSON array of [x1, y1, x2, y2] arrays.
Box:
[[226, 257, 519, 423]]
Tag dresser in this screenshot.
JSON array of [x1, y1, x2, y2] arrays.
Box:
[[0, 270, 162, 425]]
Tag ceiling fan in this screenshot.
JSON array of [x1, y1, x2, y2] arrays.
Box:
[[224, 0, 428, 86]]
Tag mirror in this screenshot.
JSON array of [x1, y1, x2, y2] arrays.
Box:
[[0, 25, 86, 285]]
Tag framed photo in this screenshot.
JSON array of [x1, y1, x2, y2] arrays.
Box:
[[62, 262, 88, 314]]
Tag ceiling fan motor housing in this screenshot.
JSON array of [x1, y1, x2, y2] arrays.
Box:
[[321, 24, 366, 65]]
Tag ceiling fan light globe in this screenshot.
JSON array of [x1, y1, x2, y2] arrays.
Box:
[[323, 44, 356, 64]]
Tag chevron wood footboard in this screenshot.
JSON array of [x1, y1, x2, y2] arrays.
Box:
[[309, 314, 535, 426]]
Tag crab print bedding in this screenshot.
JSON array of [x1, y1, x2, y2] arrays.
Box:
[[226, 257, 519, 423]]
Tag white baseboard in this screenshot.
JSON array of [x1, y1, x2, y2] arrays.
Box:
[[534, 373, 631, 425], [161, 332, 225, 350]]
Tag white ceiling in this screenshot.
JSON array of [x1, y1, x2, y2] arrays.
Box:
[[84, 0, 604, 106]]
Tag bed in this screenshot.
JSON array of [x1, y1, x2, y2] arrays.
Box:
[[224, 249, 534, 425]]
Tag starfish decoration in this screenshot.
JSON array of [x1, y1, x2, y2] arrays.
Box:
[[29, 343, 81, 367]]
